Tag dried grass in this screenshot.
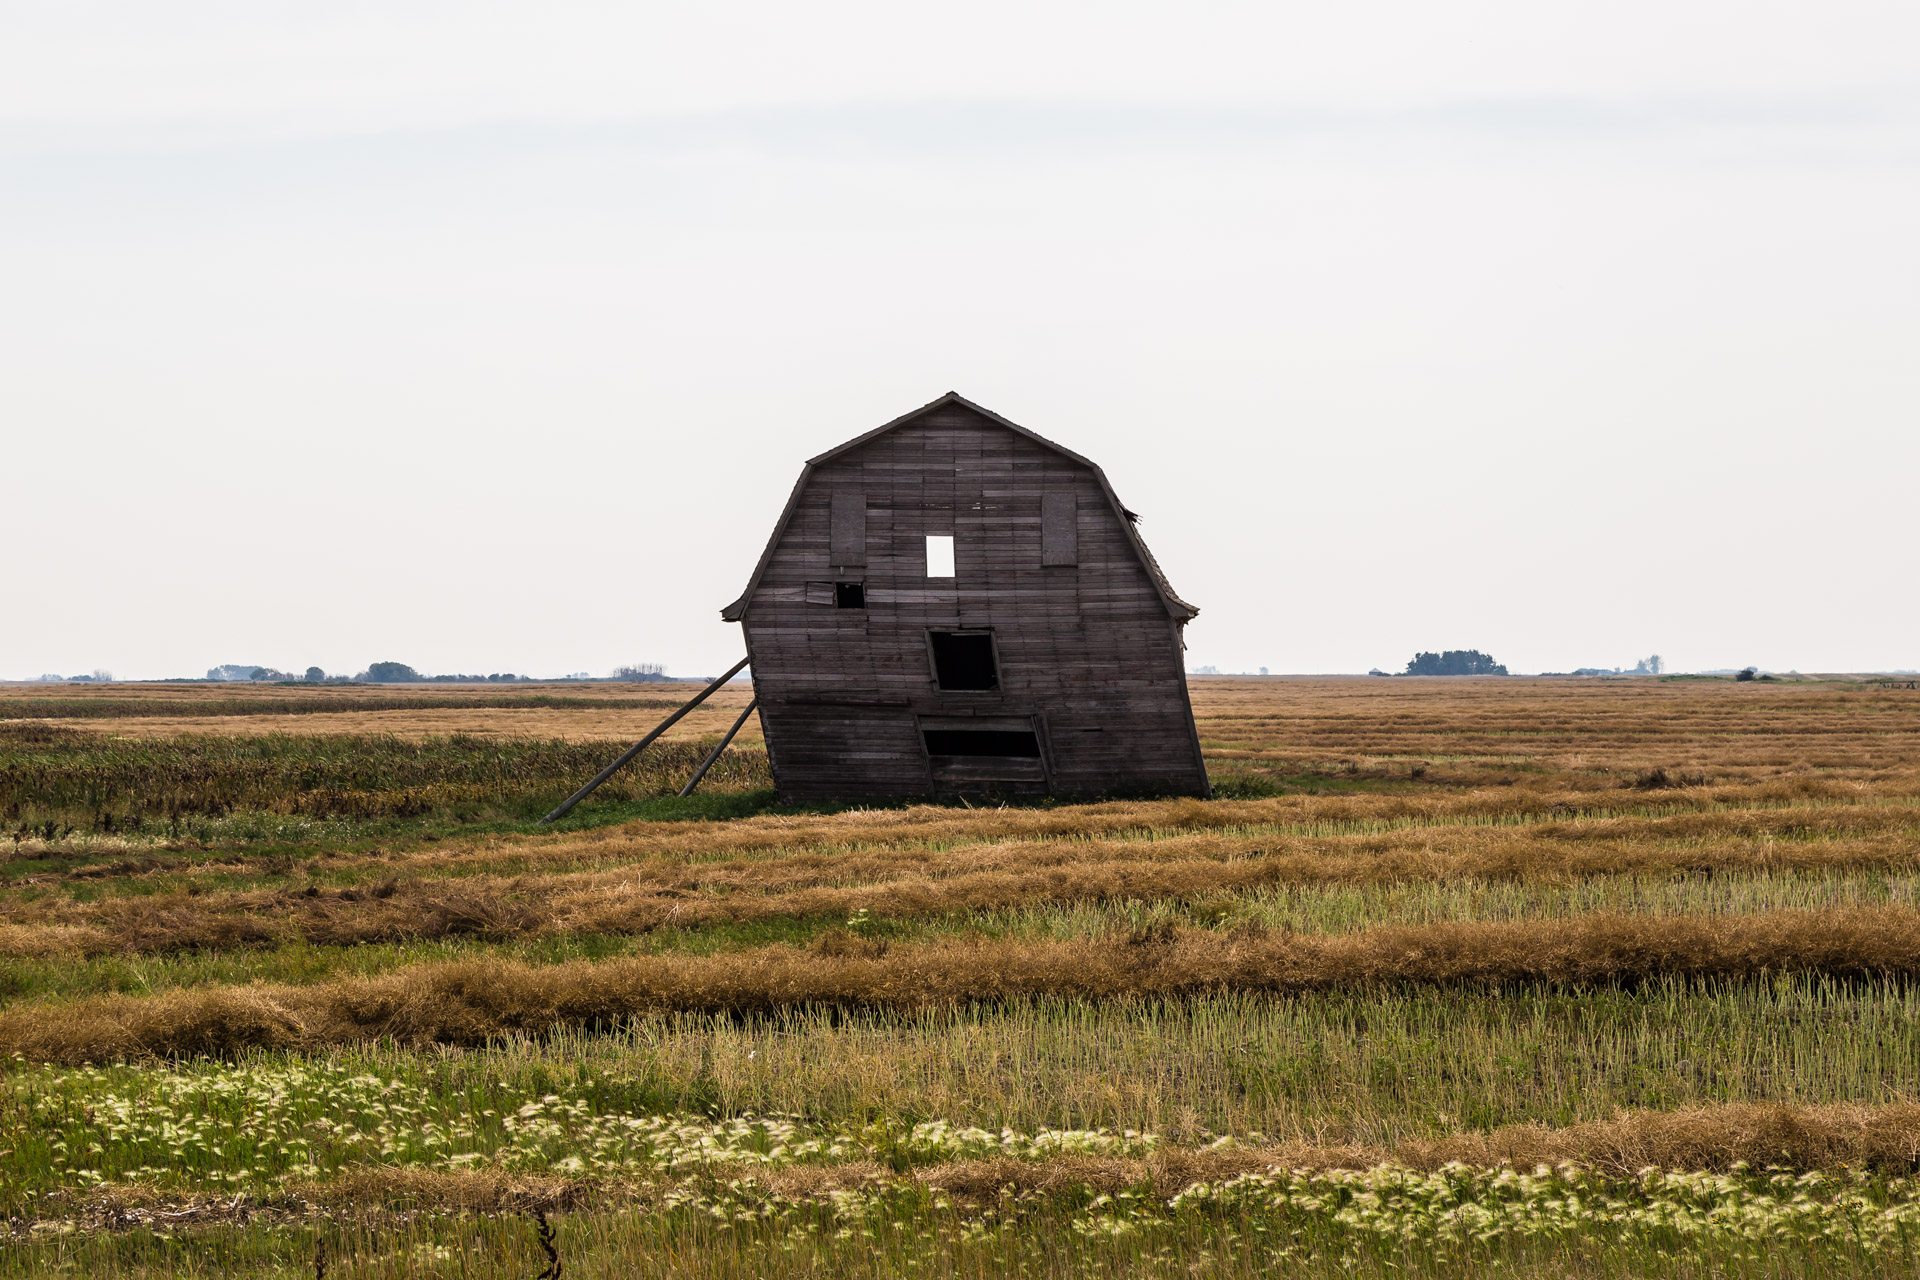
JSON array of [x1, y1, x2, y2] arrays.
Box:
[[1400, 1100, 1920, 1174], [1193, 675, 1920, 786], [2, 680, 762, 744], [290, 777, 1920, 886]]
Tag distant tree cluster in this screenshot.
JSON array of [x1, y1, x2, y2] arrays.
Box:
[[206, 664, 291, 682], [207, 664, 343, 682], [1404, 650, 1508, 676], [205, 663, 352, 683], [359, 663, 531, 683]]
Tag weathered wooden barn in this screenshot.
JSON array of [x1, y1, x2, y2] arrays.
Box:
[[722, 392, 1209, 802]]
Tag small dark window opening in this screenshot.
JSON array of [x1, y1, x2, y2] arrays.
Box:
[[923, 729, 1040, 757], [929, 631, 998, 691], [834, 581, 865, 609]]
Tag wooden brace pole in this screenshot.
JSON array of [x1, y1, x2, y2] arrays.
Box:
[[540, 657, 750, 823], [677, 697, 758, 797]]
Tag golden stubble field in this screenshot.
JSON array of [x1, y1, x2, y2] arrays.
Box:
[[5, 673, 1920, 1277], [0, 679, 764, 743], [8, 668, 1913, 761]]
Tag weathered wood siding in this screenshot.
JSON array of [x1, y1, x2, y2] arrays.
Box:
[[739, 401, 1208, 801]]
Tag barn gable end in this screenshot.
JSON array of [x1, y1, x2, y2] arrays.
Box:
[[725, 393, 1209, 801], [723, 392, 1195, 624]]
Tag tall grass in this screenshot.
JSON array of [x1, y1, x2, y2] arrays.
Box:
[[17, 973, 1916, 1143]]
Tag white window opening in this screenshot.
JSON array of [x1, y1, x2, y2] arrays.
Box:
[[925, 534, 955, 578]]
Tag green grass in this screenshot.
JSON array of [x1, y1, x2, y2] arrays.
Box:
[[15, 1190, 1917, 1279], [9, 1036, 1920, 1276], [0, 729, 781, 856], [0, 730, 773, 824]]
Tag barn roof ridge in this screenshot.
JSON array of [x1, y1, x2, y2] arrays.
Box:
[[721, 392, 1198, 624], [803, 390, 1100, 470]]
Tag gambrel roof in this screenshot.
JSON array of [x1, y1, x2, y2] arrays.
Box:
[[721, 391, 1198, 623]]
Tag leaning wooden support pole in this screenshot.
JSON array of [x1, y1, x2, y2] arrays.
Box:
[[540, 657, 750, 823], [677, 697, 758, 797]]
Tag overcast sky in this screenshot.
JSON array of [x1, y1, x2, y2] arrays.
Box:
[[4, 2, 1916, 679]]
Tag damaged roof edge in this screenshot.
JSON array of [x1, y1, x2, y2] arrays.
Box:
[[720, 463, 813, 622], [721, 392, 1198, 624]]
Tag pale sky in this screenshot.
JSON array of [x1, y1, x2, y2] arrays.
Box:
[[4, 2, 1916, 679]]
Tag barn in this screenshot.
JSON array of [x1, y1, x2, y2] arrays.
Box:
[[722, 392, 1210, 802]]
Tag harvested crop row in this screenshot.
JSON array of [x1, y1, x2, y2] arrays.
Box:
[[39, 776, 1886, 887], [516, 778, 1920, 861], [10, 906, 1920, 1063], [337, 799, 1920, 892], [13, 820, 1920, 958]]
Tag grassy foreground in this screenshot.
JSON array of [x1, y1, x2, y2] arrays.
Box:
[[4, 674, 1920, 1276]]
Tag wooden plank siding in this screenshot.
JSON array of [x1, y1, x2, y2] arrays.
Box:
[[734, 398, 1208, 801]]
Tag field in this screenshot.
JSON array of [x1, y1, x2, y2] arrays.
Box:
[[6, 673, 1920, 1277]]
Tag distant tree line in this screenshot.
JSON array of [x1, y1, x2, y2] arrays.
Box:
[[1401, 650, 1509, 676], [195, 661, 674, 683]]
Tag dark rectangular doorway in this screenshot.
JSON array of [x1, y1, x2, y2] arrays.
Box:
[[928, 631, 998, 691]]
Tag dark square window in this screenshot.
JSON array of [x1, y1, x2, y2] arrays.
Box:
[[929, 631, 998, 691], [834, 581, 865, 609], [923, 728, 1040, 757]]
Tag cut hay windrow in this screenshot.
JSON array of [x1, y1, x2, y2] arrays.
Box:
[[14, 814, 1920, 959], [10, 906, 1920, 1063], [287, 781, 1920, 882]]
